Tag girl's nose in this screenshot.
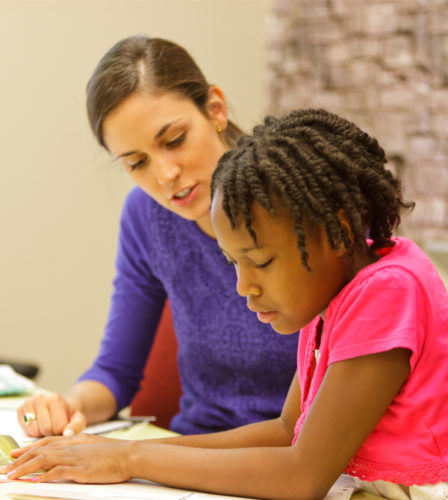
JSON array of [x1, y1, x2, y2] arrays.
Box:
[[236, 268, 261, 298]]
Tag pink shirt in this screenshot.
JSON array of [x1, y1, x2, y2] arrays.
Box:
[[293, 237, 448, 485]]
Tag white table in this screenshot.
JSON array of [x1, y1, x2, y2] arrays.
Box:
[[0, 393, 355, 500]]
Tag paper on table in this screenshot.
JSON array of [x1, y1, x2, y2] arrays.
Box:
[[0, 479, 194, 500], [0, 475, 355, 500], [0, 410, 35, 447]]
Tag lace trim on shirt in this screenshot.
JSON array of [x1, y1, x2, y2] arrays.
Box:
[[345, 456, 448, 486]]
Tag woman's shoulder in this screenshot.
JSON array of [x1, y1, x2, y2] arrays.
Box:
[[121, 187, 181, 228], [123, 186, 164, 215]]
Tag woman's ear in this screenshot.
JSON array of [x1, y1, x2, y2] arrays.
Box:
[[206, 85, 228, 131]]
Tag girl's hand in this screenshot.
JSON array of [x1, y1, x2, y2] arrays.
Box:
[[17, 393, 87, 437], [11, 432, 112, 457], [3, 435, 133, 484]]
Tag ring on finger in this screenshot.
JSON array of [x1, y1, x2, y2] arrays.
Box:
[[24, 412, 36, 426]]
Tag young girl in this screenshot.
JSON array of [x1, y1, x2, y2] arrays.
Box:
[[6, 109, 448, 499], [16, 35, 298, 438]]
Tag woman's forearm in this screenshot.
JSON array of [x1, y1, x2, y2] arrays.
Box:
[[66, 380, 117, 425]]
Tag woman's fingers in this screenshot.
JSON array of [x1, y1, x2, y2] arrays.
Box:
[[63, 409, 87, 436], [33, 397, 58, 436], [48, 395, 71, 435], [17, 393, 83, 437], [17, 398, 39, 436]]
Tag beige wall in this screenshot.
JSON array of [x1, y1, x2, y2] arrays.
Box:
[[0, 0, 271, 393]]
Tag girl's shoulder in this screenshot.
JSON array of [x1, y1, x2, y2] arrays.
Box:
[[354, 237, 444, 298], [327, 236, 447, 336]]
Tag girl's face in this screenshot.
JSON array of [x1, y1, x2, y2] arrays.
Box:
[[102, 89, 228, 234], [211, 193, 350, 334]]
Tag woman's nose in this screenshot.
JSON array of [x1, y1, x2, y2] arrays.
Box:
[[154, 157, 181, 185]]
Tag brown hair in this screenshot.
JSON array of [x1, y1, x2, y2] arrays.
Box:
[[86, 35, 242, 149]]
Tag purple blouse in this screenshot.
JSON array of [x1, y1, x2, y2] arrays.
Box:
[[79, 187, 298, 434]]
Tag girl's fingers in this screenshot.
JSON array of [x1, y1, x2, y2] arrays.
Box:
[[11, 436, 60, 457], [7, 445, 80, 479], [10, 433, 108, 462], [34, 465, 79, 483], [6, 453, 46, 480]]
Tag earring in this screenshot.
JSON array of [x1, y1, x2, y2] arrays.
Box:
[[216, 124, 224, 133]]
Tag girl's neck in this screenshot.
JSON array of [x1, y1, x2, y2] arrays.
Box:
[[352, 251, 379, 275], [344, 245, 382, 287]]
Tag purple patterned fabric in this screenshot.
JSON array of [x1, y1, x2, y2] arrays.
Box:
[[79, 187, 298, 434]]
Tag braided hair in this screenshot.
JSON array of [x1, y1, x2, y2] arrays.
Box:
[[211, 108, 414, 270]]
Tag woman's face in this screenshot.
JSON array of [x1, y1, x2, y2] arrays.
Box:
[[102, 89, 228, 231]]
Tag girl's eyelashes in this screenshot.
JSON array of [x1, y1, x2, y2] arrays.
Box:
[[254, 257, 274, 269], [224, 257, 274, 269], [166, 133, 186, 149]]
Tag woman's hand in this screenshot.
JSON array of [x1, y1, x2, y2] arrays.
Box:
[[2, 434, 133, 484], [17, 393, 87, 437]]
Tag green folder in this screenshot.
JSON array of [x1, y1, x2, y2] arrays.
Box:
[[0, 435, 19, 466]]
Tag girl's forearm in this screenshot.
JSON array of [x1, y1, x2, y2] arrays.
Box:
[[126, 441, 331, 500], [156, 372, 301, 450], [153, 416, 293, 449]]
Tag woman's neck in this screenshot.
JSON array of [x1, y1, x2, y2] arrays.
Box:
[[195, 213, 216, 239]]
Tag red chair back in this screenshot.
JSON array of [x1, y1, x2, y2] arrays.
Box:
[[130, 301, 182, 429]]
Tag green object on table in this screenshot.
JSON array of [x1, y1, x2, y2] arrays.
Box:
[[103, 421, 178, 440], [351, 492, 384, 499], [0, 435, 19, 466], [0, 365, 35, 396]]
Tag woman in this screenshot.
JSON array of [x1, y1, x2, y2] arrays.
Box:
[[17, 35, 298, 437]]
